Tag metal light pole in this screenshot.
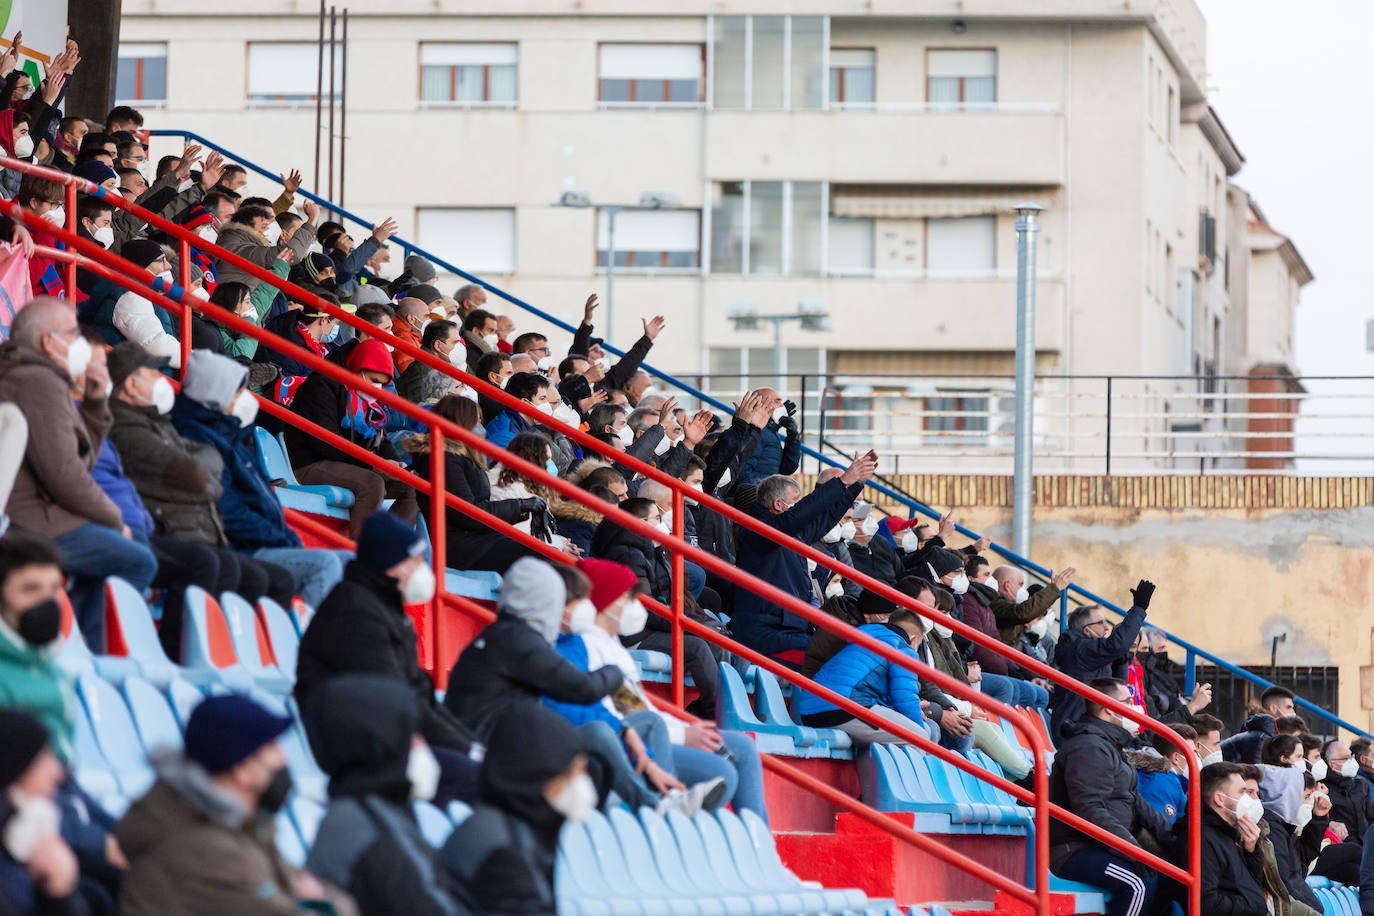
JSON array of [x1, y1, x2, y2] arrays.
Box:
[[1012, 203, 1044, 555], [727, 301, 831, 400], [603, 205, 620, 338]]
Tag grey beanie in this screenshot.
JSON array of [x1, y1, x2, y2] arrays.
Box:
[[497, 557, 567, 644], [352, 283, 391, 308], [182, 350, 250, 412], [403, 253, 437, 283]]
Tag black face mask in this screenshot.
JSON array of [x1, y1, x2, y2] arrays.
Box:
[[259, 766, 293, 814], [17, 599, 60, 646], [318, 278, 337, 292]]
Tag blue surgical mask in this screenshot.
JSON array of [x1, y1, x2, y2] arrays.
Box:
[[322, 323, 340, 343], [545, 459, 559, 476]]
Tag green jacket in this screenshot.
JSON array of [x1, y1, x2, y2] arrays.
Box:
[[0, 618, 75, 763]]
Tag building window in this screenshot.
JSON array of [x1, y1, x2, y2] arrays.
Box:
[[927, 49, 996, 107], [711, 16, 825, 111], [926, 216, 995, 275], [828, 217, 874, 275], [416, 208, 515, 275], [711, 180, 825, 276], [420, 43, 517, 105], [829, 48, 875, 107], [597, 209, 701, 270], [247, 43, 342, 106], [598, 44, 703, 106], [116, 43, 167, 105], [923, 391, 991, 448]]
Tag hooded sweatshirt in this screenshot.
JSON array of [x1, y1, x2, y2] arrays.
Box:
[[443, 558, 623, 741], [441, 703, 584, 915], [1257, 763, 1326, 913]]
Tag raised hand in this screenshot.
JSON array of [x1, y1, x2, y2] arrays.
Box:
[[973, 535, 992, 552], [642, 315, 666, 340], [582, 360, 605, 384], [841, 450, 879, 487], [280, 169, 303, 195], [1051, 567, 1078, 590], [174, 144, 203, 182], [583, 292, 599, 324], [682, 409, 713, 447], [371, 217, 399, 243], [657, 396, 678, 425], [199, 151, 225, 189], [1129, 578, 1154, 609], [0, 32, 22, 77], [938, 510, 956, 540], [302, 200, 320, 224]]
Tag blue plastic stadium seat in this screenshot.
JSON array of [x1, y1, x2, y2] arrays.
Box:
[[76, 674, 154, 799], [751, 668, 854, 760], [663, 808, 798, 914], [219, 591, 293, 694], [715, 662, 798, 756], [860, 744, 1014, 834], [255, 597, 301, 679], [443, 568, 502, 602], [636, 807, 750, 915], [289, 797, 326, 847], [446, 800, 473, 827], [414, 801, 455, 848], [70, 697, 122, 806], [252, 428, 353, 519], [180, 586, 256, 690], [56, 613, 98, 681], [627, 648, 693, 688], [102, 577, 181, 688], [718, 809, 869, 914], [600, 807, 700, 915], [250, 691, 326, 803], [555, 817, 646, 915], [165, 677, 206, 731], [1047, 874, 1111, 913], [121, 676, 184, 756], [276, 812, 307, 867]]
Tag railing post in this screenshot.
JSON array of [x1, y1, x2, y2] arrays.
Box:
[[1105, 376, 1113, 476], [63, 183, 77, 299], [1184, 648, 1196, 697], [671, 487, 685, 709], [429, 427, 447, 686], [1058, 587, 1068, 633], [177, 237, 192, 373]]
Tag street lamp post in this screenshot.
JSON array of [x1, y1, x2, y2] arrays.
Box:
[[727, 300, 831, 399], [1012, 203, 1044, 556]]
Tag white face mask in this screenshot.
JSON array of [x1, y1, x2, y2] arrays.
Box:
[[901, 531, 919, 553], [446, 343, 465, 367], [771, 405, 787, 423], [537, 356, 556, 373], [42, 206, 65, 226], [822, 524, 843, 544], [949, 572, 969, 595], [401, 563, 436, 604], [1026, 617, 1049, 638], [1200, 749, 1223, 768], [92, 225, 115, 249], [482, 333, 499, 349], [656, 509, 672, 534], [1, 794, 60, 863], [824, 579, 845, 599], [549, 772, 598, 822], [1294, 800, 1314, 831], [460, 385, 480, 404], [553, 403, 581, 427], [197, 224, 218, 244], [230, 390, 260, 427], [1228, 793, 1265, 824], [149, 376, 175, 415], [1119, 713, 1141, 737], [190, 286, 210, 302], [59, 333, 92, 378], [565, 598, 597, 634], [1340, 758, 1359, 779], [12, 134, 33, 159], [860, 516, 879, 537], [1015, 586, 1030, 603], [156, 269, 175, 287], [1309, 758, 1328, 781], [653, 433, 672, 456], [263, 221, 283, 245], [685, 482, 702, 507], [933, 621, 954, 640], [534, 401, 555, 416], [616, 598, 649, 636], [838, 521, 856, 540], [406, 743, 441, 801], [615, 425, 634, 446], [594, 357, 611, 372]]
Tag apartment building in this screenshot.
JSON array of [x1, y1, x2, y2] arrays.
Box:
[[117, 0, 1310, 468]]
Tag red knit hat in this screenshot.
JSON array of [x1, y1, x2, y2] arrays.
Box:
[[345, 338, 394, 382], [577, 558, 639, 612]]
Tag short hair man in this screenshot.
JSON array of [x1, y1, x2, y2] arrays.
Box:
[[1048, 677, 1172, 916], [1321, 738, 1374, 849], [1048, 582, 1153, 746], [1220, 686, 1297, 764], [1197, 761, 1268, 915]]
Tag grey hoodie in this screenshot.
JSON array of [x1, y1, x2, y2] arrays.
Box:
[[497, 557, 566, 644]]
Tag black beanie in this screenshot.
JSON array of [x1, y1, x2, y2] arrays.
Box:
[[0, 708, 49, 787]]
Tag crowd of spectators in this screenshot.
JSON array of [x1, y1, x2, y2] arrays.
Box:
[[0, 32, 1369, 916]]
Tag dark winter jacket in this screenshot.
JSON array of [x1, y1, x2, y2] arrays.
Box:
[[1220, 715, 1277, 765], [170, 396, 304, 550], [1047, 716, 1172, 864], [1257, 784, 1325, 916], [734, 477, 864, 648], [1048, 603, 1147, 745], [989, 582, 1061, 647], [701, 416, 762, 499], [441, 704, 584, 914], [551, 495, 603, 557], [397, 354, 461, 406], [598, 334, 654, 395], [296, 561, 476, 754], [798, 622, 926, 729], [589, 518, 672, 605], [1199, 807, 1268, 916], [1125, 749, 1188, 824], [259, 311, 327, 382], [1323, 771, 1374, 846], [304, 675, 469, 916], [691, 502, 736, 566], [404, 438, 533, 568], [1138, 652, 1196, 726], [846, 535, 905, 589], [285, 371, 401, 469], [739, 417, 800, 485], [958, 582, 1012, 677]]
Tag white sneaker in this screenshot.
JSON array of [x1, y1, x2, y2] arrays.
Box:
[[687, 776, 729, 814], [656, 788, 693, 817]]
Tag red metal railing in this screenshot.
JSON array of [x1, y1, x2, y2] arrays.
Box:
[[0, 156, 1201, 914]]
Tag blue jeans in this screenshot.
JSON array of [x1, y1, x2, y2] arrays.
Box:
[[250, 548, 346, 609], [53, 523, 157, 652], [671, 731, 768, 825], [577, 720, 658, 810], [980, 672, 1050, 708], [684, 560, 706, 600], [1053, 847, 1163, 916]]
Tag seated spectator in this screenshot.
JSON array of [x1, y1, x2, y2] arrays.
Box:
[[87, 239, 184, 366], [957, 553, 1047, 705], [488, 431, 573, 554], [990, 563, 1075, 648], [1048, 583, 1152, 745], [325, 302, 394, 368], [171, 350, 345, 608], [303, 674, 463, 916], [0, 298, 157, 647], [484, 372, 550, 449], [1048, 677, 1172, 916], [1255, 757, 1326, 914], [205, 281, 261, 361], [391, 253, 437, 300], [118, 694, 348, 913], [442, 703, 593, 913], [1195, 762, 1268, 916], [1137, 626, 1213, 727], [1127, 724, 1196, 825], [1352, 736, 1374, 790], [1195, 713, 1226, 766], [799, 608, 933, 746], [803, 590, 884, 679], [845, 505, 904, 588], [408, 395, 546, 574], [397, 319, 463, 405], [444, 557, 624, 741], [473, 352, 513, 424], [1221, 687, 1296, 764], [460, 309, 499, 372], [388, 298, 428, 374], [1320, 739, 1374, 850], [286, 338, 419, 538], [260, 295, 357, 404], [734, 451, 877, 668], [0, 531, 74, 761], [296, 513, 481, 805], [0, 709, 83, 914], [321, 216, 397, 297], [551, 459, 612, 556]]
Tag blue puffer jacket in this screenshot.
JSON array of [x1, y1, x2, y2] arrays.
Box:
[[91, 440, 155, 536], [169, 395, 303, 550], [797, 622, 926, 726], [484, 409, 534, 450]]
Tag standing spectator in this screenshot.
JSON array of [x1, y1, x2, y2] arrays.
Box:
[[117, 694, 347, 914], [286, 338, 419, 538], [0, 709, 82, 915], [733, 451, 878, 668], [1195, 762, 1268, 916], [1048, 582, 1152, 745], [1048, 677, 1173, 916], [295, 513, 481, 805], [1138, 626, 1213, 726], [304, 674, 464, 916], [0, 298, 157, 647], [1221, 687, 1296, 764], [1348, 736, 1374, 790], [738, 390, 800, 486], [989, 563, 1075, 648]]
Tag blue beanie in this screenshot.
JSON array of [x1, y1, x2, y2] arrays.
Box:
[[184, 694, 293, 774], [356, 512, 427, 572], [73, 160, 119, 187]]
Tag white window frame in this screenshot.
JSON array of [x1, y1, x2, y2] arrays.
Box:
[[828, 48, 875, 109], [597, 43, 705, 110], [416, 207, 517, 276], [246, 42, 343, 109], [596, 209, 702, 274], [419, 42, 518, 108], [115, 42, 168, 107], [925, 215, 996, 277]]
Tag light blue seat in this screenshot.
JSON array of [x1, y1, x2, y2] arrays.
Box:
[[857, 745, 982, 833], [1046, 874, 1110, 914], [581, 811, 684, 916], [715, 663, 797, 756], [290, 796, 326, 847], [256, 597, 300, 678], [414, 801, 454, 847], [446, 800, 473, 826], [628, 648, 695, 688], [254, 428, 353, 518], [250, 691, 327, 803], [663, 809, 788, 915], [220, 591, 293, 694], [696, 810, 814, 913], [602, 807, 699, 915], [276, 812, 307, 866], [639, 808, 753, 916], [102, 577, 179, 688], [180, 586, 256, 690], [76, 674, 154, 799], [56, 615, 98, 681], [752, 669, 852, 760], [166, 677, 206, 730], [443, 568, 502, 602], [555, 820, 645, 915], [70, 698, 121, 805], [122, 676, 184, 755], [723, 809, 869, 914]]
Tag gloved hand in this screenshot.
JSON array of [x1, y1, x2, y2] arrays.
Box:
[[1130, 579, 1155, 610], [783, 399, 798, 418], [779, 399, 799, 431], [518, 497, 547, 518]]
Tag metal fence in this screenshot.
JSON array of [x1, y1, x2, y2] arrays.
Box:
[[669, 372, 1374, 476]]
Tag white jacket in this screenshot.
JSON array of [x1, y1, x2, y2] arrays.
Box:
[[112, 291, 182, 367]]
